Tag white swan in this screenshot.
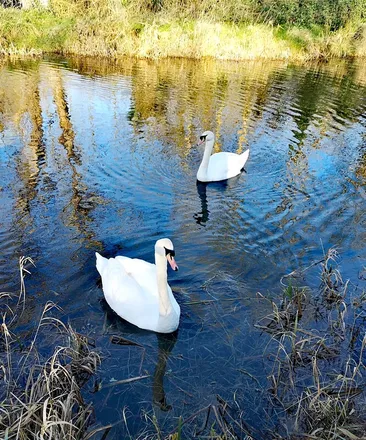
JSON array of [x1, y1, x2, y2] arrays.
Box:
[[95, 238, 180, 334], [197, 130, 250, 182]]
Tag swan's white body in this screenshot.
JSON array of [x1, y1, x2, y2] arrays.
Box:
[[96, 239, 180, 333], [197, 130, 250, 182]]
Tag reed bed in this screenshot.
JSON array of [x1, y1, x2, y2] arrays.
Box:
[[0, 257, 101, 440], [254, 247, 366, 440]]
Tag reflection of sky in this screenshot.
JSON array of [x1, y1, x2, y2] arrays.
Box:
[[56, 71, 180, 255], [65, 73, 133, 146], [308, 149, 335, 178]]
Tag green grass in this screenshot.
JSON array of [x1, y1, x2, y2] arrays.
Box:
[[0, 0, 365, 59], [0, 8, 75, 55]]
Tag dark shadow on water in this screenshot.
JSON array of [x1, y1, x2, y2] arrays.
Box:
[[194, 182, 209, 226], [100, 298, 178, 411], [153, 332, 178, 411], [193, 175, 243, 226]]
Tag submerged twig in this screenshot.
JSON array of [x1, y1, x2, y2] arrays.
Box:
[[100, 375, 149, 389]]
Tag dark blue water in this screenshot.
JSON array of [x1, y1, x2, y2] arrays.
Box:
[[0, 56, 365, 438]]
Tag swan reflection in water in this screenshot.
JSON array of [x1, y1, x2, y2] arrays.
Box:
[[194, 175, 243, 226], [152, 332, 178, 411], [194, 182, 210, 226], [100, 299, 178, 411]]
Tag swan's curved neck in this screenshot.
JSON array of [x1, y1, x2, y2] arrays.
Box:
[[155, 252, 172, 316], [197, 139, 214, 181]]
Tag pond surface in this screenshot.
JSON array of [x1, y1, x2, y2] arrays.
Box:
[[0, 56, 365, 438]]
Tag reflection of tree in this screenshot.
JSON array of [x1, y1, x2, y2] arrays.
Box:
[[124, 59, 285, 156], [260, 61, 366, 245], [52, 69, 99, 247], [54, 72, 79, 164], [2, 56, 365, 258], [212, 74, 229, 152], [0, 59, 104, 252], [15, 73, 45, 217], [237, 71, 273, 153], [286, 69, 330, 155], [355, 146, 366, 182], [0, 60, 39, 128], [291, 63, 366, 152], [62, 57, 366, 159], [63, 55, 364, 258]]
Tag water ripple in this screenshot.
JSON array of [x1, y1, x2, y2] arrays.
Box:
[[1, 56, 366, 438]]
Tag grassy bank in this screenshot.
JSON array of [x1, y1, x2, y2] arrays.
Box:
[[0, 0, 365, 60]]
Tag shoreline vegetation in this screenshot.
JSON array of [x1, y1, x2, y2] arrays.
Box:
[[1, 249, 365, 439], [0, 258, 102, 439], [0, 0, 365, 60]]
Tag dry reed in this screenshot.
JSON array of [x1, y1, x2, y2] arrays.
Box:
[[0, 257, 101, 440], [256, 248, 366, 439]]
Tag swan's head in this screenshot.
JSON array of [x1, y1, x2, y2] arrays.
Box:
[[197, 130, 214, 146], [155, 238, 179, 271]]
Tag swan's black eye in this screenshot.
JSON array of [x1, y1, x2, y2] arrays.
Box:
[[164, 247, 175, 257], [200, 135, 207, 141]]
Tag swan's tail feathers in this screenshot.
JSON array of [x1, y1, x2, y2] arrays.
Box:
[[240, 149, 250, 170], [95, 252, 108, 276]]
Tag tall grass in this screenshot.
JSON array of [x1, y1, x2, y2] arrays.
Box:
[[0, 0, 365, 59], [253, 248, 366, 439], [0, 257, 101, 439]]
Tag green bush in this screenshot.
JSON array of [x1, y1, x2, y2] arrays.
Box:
[[256, 0, 365, 30], [138, 0, 366, 30]]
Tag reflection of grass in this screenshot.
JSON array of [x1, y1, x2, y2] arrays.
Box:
[[0, 2, 366, 59]]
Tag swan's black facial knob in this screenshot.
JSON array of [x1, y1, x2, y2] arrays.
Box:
[[164, 247, 175, 257], [197, 134, 207, 146], [165, 247, 178, 271]]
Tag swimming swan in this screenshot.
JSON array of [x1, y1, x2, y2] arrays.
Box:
[[96, 238, 180, 333], [197, 130, 250, 182]]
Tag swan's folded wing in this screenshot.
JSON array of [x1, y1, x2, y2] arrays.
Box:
[[208, 152, 247, 181], [102, 257, 160, 330], [115, 256, 159, 299], [101, 258, 144, 303]]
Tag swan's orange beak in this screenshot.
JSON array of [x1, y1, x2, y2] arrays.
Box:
[[167, 254, 179, 271]]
